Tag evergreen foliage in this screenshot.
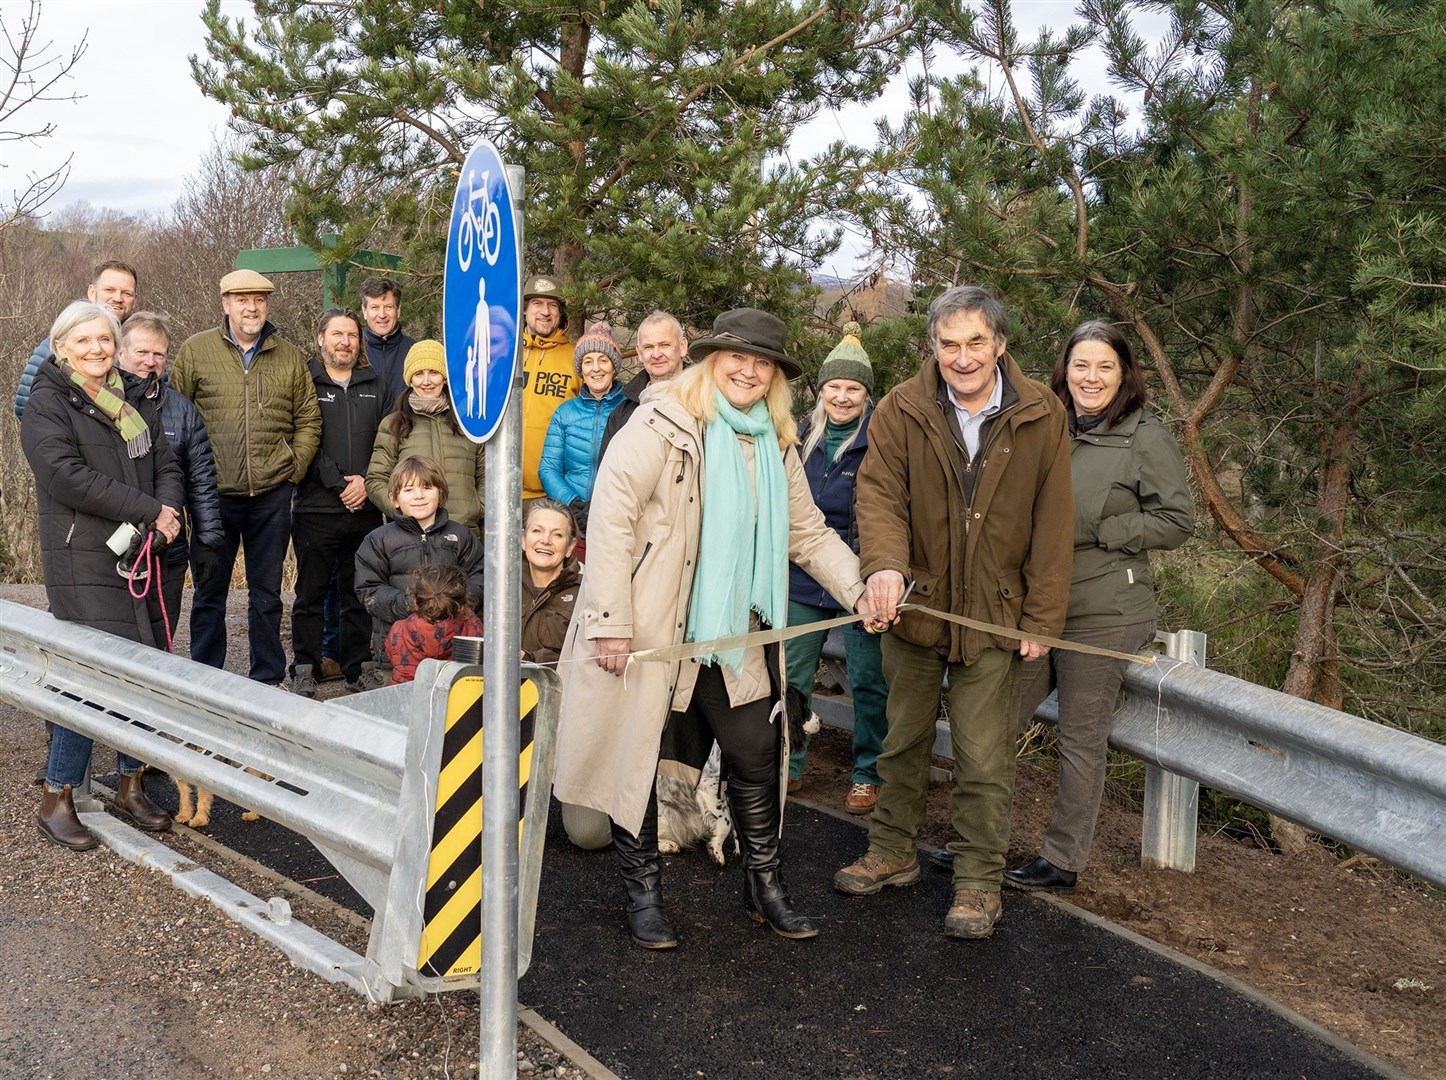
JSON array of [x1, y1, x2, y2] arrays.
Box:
[[828, 0, 1446, 727], [191, 0, 919, 331]]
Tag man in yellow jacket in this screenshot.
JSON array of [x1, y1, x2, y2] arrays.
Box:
[[520, 275, 577, 501]]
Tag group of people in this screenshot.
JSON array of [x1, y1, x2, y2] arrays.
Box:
[[17, 262, 1193, 952]]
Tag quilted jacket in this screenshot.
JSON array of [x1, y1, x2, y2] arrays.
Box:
[[168, 321, 322, 497]]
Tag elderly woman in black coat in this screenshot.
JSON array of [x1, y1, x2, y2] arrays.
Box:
[[21, 300, 184, 851]]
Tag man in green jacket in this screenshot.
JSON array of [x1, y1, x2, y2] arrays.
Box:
[[834, 284, 1073, 940], [169, 269, 322, 684]]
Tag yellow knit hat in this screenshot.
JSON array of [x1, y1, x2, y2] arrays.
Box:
[[403, 339, 446, 387]]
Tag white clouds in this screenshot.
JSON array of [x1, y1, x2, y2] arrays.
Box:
[[3, 1, 243, 219]]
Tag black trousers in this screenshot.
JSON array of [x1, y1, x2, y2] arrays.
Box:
[[290, 509, 380, 681], [686, 662, 780, 786]]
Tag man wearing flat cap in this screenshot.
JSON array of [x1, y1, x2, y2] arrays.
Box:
[[170, 269, 322, 684]]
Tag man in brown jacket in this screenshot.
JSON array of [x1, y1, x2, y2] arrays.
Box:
[[834, 284, 1073, 939]]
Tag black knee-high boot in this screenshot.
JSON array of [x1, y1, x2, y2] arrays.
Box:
[[729, 777, 819, 939], [610, 789, 678, 949]]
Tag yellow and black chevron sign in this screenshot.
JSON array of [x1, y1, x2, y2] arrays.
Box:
[[416, 676, 539, 979]]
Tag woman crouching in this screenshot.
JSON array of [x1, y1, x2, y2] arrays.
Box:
[[553, 308, 876, 948]]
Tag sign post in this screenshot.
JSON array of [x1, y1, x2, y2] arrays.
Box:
[[442, 139, 523, 1080]]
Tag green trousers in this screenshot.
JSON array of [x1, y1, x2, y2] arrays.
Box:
[[867, 637, 1021, 892]]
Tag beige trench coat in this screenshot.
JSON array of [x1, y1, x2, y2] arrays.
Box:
[[552, 391, 867, 837]]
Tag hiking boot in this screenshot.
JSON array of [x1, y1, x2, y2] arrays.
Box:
[[289, 664, 318, 698], [943, 888, 1002, 939], [844, 782, 879, 815], [318, 657, 343, 682], [833, 850, 921, 896], [345, 662, 387, 693]]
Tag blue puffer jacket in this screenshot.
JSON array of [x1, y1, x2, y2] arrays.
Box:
[[788, 410, 872, 610], [538, 381, 626, 506], [13, 337, 51, 419], [126, 373, 226, 567]]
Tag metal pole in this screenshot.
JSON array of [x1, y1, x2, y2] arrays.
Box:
[[479, 164, 526, 1080], [1140, 629, 1207, 872]]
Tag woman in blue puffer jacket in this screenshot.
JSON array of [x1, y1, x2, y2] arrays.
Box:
[[539, 321, 626, 546]]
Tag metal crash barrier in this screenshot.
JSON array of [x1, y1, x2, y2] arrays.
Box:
[[813, 626, 1446, 889], [0, 598, 559, 1002]]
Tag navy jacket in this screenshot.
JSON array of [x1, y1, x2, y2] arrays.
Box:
[[363, 326, 416, 400], [146, 376, 224, 565], [788, 411, 872, 610], [295, 359, 393, 515], [13, 337, 51, 419]]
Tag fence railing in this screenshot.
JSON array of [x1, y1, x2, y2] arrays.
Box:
[[0, 599, 559, 1001], [815, 627, 1446, 889]]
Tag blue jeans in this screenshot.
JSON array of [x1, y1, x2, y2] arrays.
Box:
[[48, 725, 141, 789], [783, 599, 888, 786], [190, 482, 294, 684]]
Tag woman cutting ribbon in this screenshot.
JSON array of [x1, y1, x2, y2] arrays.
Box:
[[553, 308, 877, 949]]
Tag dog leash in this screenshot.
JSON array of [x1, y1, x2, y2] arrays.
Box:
[[126, 530, 173, 651]]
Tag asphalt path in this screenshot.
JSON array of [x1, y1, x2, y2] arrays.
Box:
[[137, 765, 1389, 1080]]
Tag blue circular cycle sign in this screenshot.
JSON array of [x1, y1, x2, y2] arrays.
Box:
[[444, 139, 521, 444]]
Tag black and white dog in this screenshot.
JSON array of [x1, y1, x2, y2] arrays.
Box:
[[657, 685, 819, 865]]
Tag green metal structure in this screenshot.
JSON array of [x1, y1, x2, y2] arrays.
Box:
[[235, 233, 402, 309]]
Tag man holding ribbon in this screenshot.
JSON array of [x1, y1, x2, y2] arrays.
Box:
[[834, 284, 1073, 939]]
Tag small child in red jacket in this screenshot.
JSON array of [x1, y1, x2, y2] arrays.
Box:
[[384, 561, 485, 685]]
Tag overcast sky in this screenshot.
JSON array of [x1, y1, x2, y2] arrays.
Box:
[[4, 1, 1153, 276]]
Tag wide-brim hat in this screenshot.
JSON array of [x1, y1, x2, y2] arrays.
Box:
[[687, 307, 800, 378]]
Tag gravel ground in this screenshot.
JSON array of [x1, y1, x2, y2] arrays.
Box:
[[0, 583, 609, 1080]]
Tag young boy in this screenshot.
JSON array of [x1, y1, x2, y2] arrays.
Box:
[[354, 455, 485, 686]]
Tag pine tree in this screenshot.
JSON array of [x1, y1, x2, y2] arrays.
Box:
[[835, 0, 1446, 738], [191, 0, 918, 331]]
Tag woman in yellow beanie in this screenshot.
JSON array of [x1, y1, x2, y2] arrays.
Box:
[[365, 339, 486, 535]]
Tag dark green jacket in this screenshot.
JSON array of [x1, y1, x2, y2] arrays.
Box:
[[1066, 407, 1194, 628], [169, 321, 322, 497]]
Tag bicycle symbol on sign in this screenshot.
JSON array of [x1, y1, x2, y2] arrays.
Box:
[[456, 168, 503, 273]]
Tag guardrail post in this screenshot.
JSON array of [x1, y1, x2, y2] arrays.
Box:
[[1140, 629, 1207, 872]]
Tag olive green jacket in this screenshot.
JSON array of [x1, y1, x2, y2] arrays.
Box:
[[1066, 407, 1194, 628], [169, 322, 321, 497]]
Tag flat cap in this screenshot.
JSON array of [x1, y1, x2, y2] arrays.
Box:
[[219, 268, 276, 295]]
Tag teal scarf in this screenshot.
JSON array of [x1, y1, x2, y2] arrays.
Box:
[[686, 391, 789, 673]]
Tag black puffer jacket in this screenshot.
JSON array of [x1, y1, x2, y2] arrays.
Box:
[[295, 359, 393, 515], [354, 508, 485, 630], [21, 361, 184, 646], [134, 374, 224, 567]]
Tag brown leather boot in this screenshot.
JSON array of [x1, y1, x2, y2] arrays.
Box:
[[38, 785, 99, 851], [112, 769, 173, 832]]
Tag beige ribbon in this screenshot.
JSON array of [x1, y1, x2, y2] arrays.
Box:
[[629, 604, 1154, 666]]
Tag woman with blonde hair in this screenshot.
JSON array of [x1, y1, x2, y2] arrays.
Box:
[[553, 308, 878, 948]]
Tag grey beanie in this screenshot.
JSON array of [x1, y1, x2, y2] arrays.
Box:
[[816, 321, 874, 395]]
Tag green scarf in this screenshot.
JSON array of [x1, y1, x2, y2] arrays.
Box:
[[60, 359, 151, 458], [686, 391, 789, 673]]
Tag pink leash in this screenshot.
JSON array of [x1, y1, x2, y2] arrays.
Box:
[[126, 531, 173, 651]]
